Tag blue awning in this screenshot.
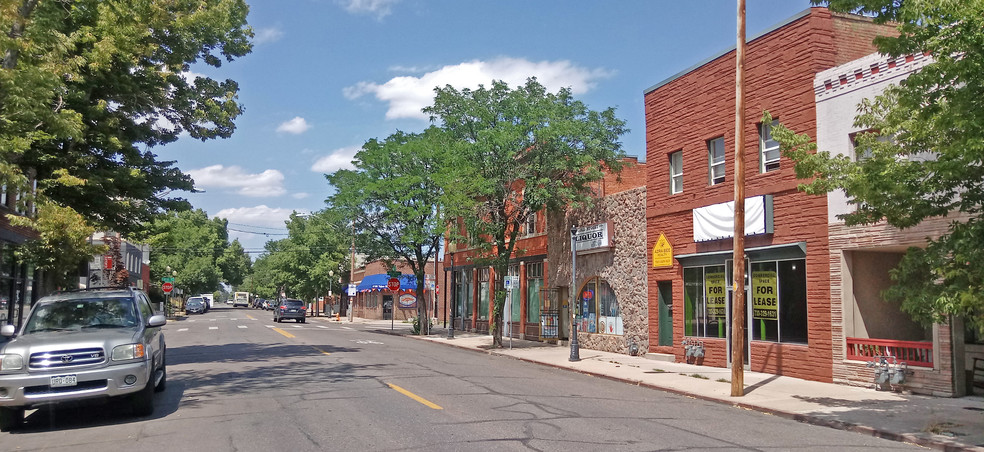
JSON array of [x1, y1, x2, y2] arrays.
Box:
[[356, 273, 418, 292]]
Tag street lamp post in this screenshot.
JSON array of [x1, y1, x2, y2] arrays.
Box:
[[327, 269, 335, 316], [569, 225, 580, 362], [447, 243, 456, 339]]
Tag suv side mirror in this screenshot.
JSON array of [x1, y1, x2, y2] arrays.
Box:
[[147, 314, 167, 328], [1, 324, 16, 337]]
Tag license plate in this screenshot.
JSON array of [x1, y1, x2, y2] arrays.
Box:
[[289, 309, 297, 312], [50, 375, 77, 388]]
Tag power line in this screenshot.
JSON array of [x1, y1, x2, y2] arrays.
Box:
[[225, 222, 288, 231], [227, 227, 288, 236]]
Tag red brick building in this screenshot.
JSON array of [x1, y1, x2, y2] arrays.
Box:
[[444, 157, 647, 344], [644, 8, 893, 382]]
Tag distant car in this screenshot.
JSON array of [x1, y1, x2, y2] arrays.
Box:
[[185, 297, 205, 314], [263, 299, 274, 310], [0, 287, 166, 431], [273, 299, 306, 323], [225, 299, 233, 304]]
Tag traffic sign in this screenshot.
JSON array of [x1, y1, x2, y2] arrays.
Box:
[[387, 277, 401, 291], [162, 282, 174, 293], [161, 276, 175, 283]]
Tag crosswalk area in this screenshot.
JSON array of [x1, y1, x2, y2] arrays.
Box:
[[166, 316, 335, 333]]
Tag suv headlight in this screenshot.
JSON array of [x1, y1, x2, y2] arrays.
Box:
[[0, 354, 24, 371], [111, 344, 145, 361]]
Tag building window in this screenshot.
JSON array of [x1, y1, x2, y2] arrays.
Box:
[[708, 137, 726, 185], [669, 151, 683, 194], [759, 119, 781, 172], [683, 259, 808, 344], [850, 129, 893, 162], [523, 213, 537, 235], [0, 185, 7, 207], [577, 277, 622, 335], [526, 262, 543, 323], [478, 268, 489, 320]]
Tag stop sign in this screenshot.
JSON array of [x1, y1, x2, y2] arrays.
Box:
[[387, 277, 401, 291], [162, 282, 173, 293]]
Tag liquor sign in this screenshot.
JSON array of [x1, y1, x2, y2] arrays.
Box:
[[103, 255, 113, 270], [573, 223, 612, 254], [347, 284, 356, 297]]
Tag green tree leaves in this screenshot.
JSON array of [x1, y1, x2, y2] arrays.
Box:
[[783, 1, 984, 333]]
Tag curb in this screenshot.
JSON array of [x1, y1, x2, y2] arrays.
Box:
[[397, 332, 983, 452]]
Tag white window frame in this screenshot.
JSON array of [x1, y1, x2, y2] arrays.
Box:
[[708, 137, 726, 185], [759, 119, 781, 173], [523, 212, 537, 235], [669, 151, 683, 194]]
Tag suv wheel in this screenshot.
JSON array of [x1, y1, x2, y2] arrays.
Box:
[[155, 349, 167, 393], [131, 375, 156, 416], [0, 407, 24, 432]]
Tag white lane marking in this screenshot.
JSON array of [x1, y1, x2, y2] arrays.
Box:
[[350, 339, 384, 345], [265, 325, 275, 328], [178, 328, 189, 332], [238, 325, 248, 329], [188, 320, 196, 323], [291, 325, 303, 328], [341, 326, 353, 330], [209, 326, 218, 330], [316, 326, 328, 329], [209, 319, 217, 322]]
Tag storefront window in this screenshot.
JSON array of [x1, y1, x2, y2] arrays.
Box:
[[526, 262, 542, 323], [462, 270, 473, 319], [508, 265, 521, 323], [683, 259, 807, 343], [684, 265, 727, 339], [478, 268, 489, 320], [577, 277, 622, 335]]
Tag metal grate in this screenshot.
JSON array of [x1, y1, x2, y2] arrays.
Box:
[[29, 348, 106, 369]]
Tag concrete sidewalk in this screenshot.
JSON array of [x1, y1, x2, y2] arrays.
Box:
[[327, 316, 984, 451]]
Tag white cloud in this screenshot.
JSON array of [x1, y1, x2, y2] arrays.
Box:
[[187, 164, 287, 197], [311, 146, 360, 173], [291, 192, 310, 199], [276, 116, 311, 134], [254, 27, 284, 45], [343, 57, 615, 120], [215, 205, 300, 230], [338, 0, 400, 19]]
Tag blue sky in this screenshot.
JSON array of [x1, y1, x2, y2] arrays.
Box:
[[163, 0, 814, 254]]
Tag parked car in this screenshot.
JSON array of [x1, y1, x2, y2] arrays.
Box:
[[253, 298, 265, 309], [262, 299, 274, 310], [273, 299, 306, 323], [0, 287, 166, 431], [185, 297, 205, 314]]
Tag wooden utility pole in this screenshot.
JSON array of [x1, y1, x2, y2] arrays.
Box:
[[731, 0, 747, 397]]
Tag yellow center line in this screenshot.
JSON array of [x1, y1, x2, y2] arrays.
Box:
[[387, 383, 443, 410], [246, 314, 256, 320], [312, 346, 331, 356], [272, 327, 295, 338]]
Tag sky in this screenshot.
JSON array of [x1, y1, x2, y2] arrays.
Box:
[[163, 0, 815, 255]]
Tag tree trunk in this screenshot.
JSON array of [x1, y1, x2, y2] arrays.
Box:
[[416, 271, 429, 335], [490, 263, 507, 347]]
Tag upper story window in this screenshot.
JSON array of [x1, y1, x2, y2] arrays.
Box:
[[708, 137, 726, 185], [759, 119, 781, 173], [522, 212, 537, 235], [669, 151, 683, 194], [0, 185, 7, 208]]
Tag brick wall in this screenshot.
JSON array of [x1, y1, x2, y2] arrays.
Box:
[[644, 8, 893, 383]]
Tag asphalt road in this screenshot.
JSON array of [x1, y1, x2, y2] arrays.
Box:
[[1, 305, 925, 451]]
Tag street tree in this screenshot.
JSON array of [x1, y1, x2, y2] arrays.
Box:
[[1, 0, 252, 235], [135, 209, 249, 296], [423, 78, 627, 347], [327, 128, 460, 334], [8, 202, 104, 290], [774, 0, 984, 334]]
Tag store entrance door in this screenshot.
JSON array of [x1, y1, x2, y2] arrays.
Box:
[[657, 281, 673, 346], [382, 295, 393, 320]]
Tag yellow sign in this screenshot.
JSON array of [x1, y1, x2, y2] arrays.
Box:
[[651, 233, 673, 268], [751, 270, 778, 320], [705, 272, 727, 318]]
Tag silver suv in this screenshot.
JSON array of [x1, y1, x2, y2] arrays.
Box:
[[0, 288, 166, 431]]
